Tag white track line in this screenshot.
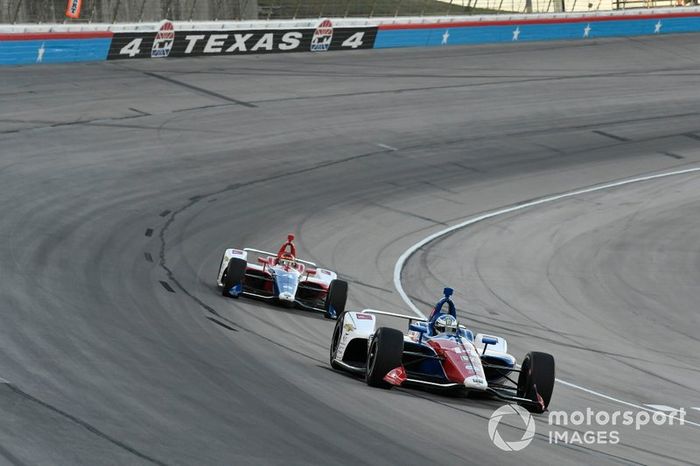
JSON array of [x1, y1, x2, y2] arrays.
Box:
[[376, 143, 398, 151], [556, 382, 700, 427], [393, 166, 700, 425], [645, 404, 681, 412]]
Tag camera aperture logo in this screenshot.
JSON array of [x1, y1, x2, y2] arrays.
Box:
[[488, 405, 536, 451]]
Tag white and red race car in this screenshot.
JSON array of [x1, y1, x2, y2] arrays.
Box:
[[217, 235, 348, 319]]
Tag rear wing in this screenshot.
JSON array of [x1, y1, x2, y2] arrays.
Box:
[[243, 248, 317, 267], [360, 309, 426, 324], [360, 309, 470, 333]]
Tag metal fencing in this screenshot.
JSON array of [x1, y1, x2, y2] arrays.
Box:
[[0, 0, 688, 23], [1, 0, 256, 22]]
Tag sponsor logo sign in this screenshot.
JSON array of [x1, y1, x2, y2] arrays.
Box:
[[65, 0, 82, 19], [311, 19, 333, 52], [108, 24, 377, 60], [151, 20, 175, 58]]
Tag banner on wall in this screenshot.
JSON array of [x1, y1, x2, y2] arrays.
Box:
[[65, 0, 82, 19], [107, 19, 377, 60]]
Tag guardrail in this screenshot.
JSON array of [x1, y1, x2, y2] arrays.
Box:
[[2, 7, 700, 65]]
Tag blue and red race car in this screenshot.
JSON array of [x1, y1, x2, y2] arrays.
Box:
[[330, 288, 555, 413]]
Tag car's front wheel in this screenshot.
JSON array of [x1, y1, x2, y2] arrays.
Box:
[[324, 279, 348, 319], [222, 258, 247, 298], [365, 327, 404, 389], [517, 351, 555, 413]]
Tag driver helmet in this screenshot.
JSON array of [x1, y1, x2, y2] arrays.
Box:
[[279, 252, 295, 267], [434, 314, 458, 335]]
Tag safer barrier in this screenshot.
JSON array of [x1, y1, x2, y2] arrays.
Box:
[[375, 11, 700, 47], [2, 8, 700, 66], [0, 30, 112, 65]]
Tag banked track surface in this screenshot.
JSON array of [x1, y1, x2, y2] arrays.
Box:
[[2, 35, 700, 464]]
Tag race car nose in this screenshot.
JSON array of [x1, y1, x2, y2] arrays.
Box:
[[464, 375, 487, 390], [278, 292, 294, 302]]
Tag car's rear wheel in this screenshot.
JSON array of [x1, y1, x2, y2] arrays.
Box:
[[324, 279, 348, 319], [365, 327, 404, 389], [222, 258, 247, 298], [517, 351, 555, 413]]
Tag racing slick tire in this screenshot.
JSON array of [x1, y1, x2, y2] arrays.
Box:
[[365, 327, 404, 389], [217, 252, 227, 282], [324, 279, 348, 319], [222, 258, 247, 297], [329, 312, 346, 370], [517, 351, 555, 413]]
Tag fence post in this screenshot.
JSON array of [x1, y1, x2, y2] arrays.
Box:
[[137, 0, 147, 21], [445, 0, 454, 15], [187, 0, 197, 20], [111, 0, 121, 22], [87, 0, 97, 22], [394, 0, 402, 17], [49, 0, 56, 23], [11, 0, 22, 23], [162, 0, 173, 19]]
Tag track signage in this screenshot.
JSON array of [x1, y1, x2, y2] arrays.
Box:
[[108, 19, 377, 60]]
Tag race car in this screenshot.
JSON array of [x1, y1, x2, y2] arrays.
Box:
[[217, 234, 348, 319], [329, 288, 555, 413]]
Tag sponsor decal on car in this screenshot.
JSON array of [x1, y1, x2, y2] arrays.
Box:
[[356, 313, 373, 320]]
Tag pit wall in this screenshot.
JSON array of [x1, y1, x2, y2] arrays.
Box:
[[2, 8, 700, 65]]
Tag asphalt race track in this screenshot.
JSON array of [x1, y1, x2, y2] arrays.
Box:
[[2, 34, 700, 465]]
